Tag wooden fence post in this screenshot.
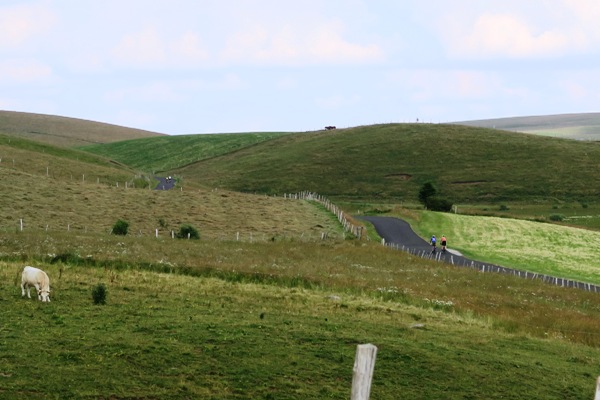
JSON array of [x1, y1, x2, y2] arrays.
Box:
[[351, 343, 377, 400], [595, 376, 600, 400]]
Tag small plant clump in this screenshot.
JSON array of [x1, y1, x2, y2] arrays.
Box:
[[112, 219, 129, 236], [549, 214, 565, 222], [92, 283, 107, 305], [176, 224, 200, 239]]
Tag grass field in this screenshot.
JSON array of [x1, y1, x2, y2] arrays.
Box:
[[3, 113, 600, 398], [2, 245, 600, 399], [412, 211, 600, 285], [80, 132, 291, 173]]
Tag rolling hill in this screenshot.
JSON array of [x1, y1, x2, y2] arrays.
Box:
[[455, 112, 600, 140], [0, 110, 164, 147], [163, 123, 600, 204], [3, 112, 600, 398]]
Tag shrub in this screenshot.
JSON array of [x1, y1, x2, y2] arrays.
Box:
[[425, 196, 453, 212], [549, 214, 565, 222], [112, 219, 129, 236], [92, 284, 107, 305], [499, 204, 510, 211], [176, 224, 200, 240]]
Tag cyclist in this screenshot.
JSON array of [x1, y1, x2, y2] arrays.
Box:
[[430, 235, 437, 254], [441, 235, 447, 253]]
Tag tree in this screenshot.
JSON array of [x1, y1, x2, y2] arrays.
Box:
[[418, 182, 453, 212], [418, 182, 437, 205]]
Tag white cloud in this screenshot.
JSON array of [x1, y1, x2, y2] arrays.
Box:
[[0, 2, 57, 48], [388, 70, 495, 100], [220, 20, 383, 66], [105, 82, 183, 103], [461, 13, 570, 58], [112, 28, 168, 67], [111, 28, 210, 69], [0, 59, 53, 83], [438, 0, 600, 59]]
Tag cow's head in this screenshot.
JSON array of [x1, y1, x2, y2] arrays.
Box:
[[38, 289, 50, 302]]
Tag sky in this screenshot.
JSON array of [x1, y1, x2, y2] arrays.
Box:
[[1, 0, 599, 135]]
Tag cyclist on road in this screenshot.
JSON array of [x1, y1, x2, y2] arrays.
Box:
[[441, 235, 447, 253], [430, 235, 437, 254]]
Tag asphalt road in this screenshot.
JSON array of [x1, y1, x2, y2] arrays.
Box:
[[154, 176, 175, 190], [356, 215, 600, 293]]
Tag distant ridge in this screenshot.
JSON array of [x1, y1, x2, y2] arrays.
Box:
[[0, 110, 165, 147], [454, 112, 600, 140]]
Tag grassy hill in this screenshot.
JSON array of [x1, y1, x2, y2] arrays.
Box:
[[0, 110, 164, 147], [163, 123, 600, 204], [3, 116, 600, 398], [0, 133, 344, 240], [456, 112, 600, 140], [80, 132, 291, 173]]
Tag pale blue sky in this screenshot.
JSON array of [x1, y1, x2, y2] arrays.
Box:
[[1, 0, 599, 134]]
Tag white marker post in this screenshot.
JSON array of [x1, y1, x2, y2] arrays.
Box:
[[351, 344, 377, 400]]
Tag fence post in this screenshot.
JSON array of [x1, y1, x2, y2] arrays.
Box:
[[351, 343, 377, 400]]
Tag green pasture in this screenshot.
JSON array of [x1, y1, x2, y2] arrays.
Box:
[[2, 256, 600, 399], [414, 211, 600, 285], [169, 123, 600, 204], [81, 132, 291, 173]]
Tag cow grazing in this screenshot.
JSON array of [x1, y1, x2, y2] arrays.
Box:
[[21, 266, 51, 302]]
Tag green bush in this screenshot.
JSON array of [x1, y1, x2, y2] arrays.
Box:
[[549, 214, 565, 222], [176, 224, 200, 240], [425, 196, 453, 212], [92, 284, 107, 305], [112, 219, 129, 236]]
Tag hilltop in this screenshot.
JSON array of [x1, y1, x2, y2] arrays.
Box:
[[166, 123, 600, 204], [0, 110, 164, 147]]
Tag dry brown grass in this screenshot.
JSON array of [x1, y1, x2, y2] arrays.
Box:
[[0, 110, 163, 147], [0, 159, 344, 240]]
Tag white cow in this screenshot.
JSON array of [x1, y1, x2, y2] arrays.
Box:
[[21, 266, 51, 302]]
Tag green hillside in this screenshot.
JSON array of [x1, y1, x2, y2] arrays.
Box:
[[457, 112, 600, 140], [168, 123, 600, 203], [80, 132, 291, 172], [3, 115, 600, 398], [0, 110, 164, 147]]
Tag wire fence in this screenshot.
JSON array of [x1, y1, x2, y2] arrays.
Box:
[[383, 241, 600, 294]]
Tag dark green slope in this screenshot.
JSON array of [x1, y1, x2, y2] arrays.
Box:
[[173, 123, 600, 203]]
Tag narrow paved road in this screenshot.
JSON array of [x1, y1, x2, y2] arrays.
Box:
[[357, 215, 477, 266], [154, 176, 175, 190], [356, 215, 600, 293]]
